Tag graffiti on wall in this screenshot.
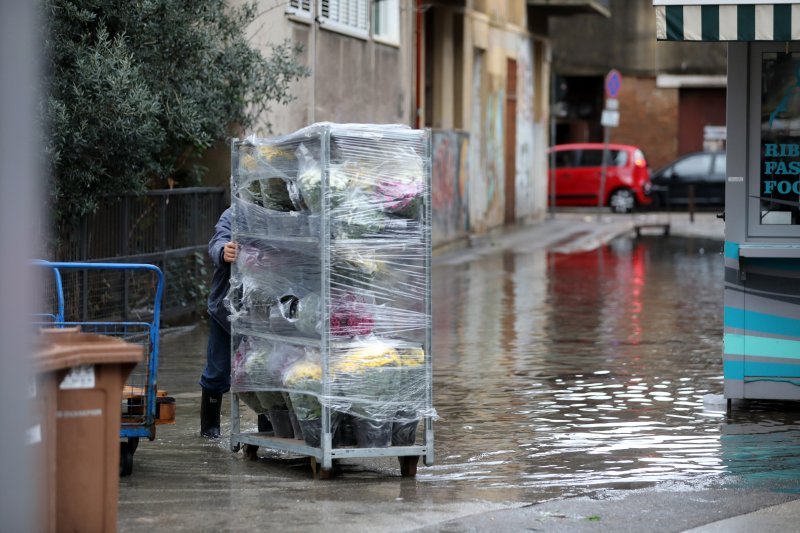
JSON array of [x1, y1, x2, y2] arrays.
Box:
[[485, 89, 505, 227], [515, 37, 536, 219], [432, 130, 470, 246]]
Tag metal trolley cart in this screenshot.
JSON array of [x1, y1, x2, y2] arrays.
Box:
[[228, 123, 434, 478], [36, 261, 169, 475]]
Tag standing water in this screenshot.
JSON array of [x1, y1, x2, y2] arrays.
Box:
[[135, 233, 800, 520], [429, 236, 800, 499]]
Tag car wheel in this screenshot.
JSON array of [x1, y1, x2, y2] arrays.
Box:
[[609, 189, 635, 214]]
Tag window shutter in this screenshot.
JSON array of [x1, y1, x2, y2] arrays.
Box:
[[288, 0, 312, 18], [318, 0, 369, 39]]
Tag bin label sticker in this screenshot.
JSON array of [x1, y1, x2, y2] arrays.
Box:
[[728, 176, 744, 183], [59, 365, 95, 390], [57, 408, 102, 418], [25, 424, 41, 445]]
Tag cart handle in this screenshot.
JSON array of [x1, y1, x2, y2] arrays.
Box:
[[33, 260, 165, 329]]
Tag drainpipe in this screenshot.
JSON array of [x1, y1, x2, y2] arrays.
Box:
[[415, 0, 423, 128], [311, 0, 318, 124]]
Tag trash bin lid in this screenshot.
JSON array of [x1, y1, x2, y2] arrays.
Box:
[[34, 327, 144, 373]]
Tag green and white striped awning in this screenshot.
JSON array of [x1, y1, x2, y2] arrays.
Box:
[[655, 1, 800, 41]]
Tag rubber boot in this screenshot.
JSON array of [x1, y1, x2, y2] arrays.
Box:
[[257, 413, 273, 434], [200, 389, 222, 438]]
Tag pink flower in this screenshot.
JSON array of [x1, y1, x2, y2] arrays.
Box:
[[376, 180, 421, 212]]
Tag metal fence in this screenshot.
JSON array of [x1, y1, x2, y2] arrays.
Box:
[[51, 188, 226, 323]]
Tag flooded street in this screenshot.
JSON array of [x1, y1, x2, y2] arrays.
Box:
[[430, 235, 800, 499], [120, 228, 800, 531]]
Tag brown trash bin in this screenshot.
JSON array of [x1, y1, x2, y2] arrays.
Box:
[[32, 327, 143, 533]]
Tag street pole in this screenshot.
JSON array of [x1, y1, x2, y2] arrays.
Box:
[[598, 126, 610, 220], [599, 69, 621, 220], [550, 71, 557, 219]]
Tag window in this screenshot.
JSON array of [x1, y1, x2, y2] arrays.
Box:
[[554, 150, 577, 168], [579, 150, 603, 167], [287, 0, 312, 19], [672, 154, 712, 179], [712, 153, 727, 176], [319, 0, 370, 39], [576, 150, 627, 168], [610, 150, 628, 167], [759, 51, 800, 225], [372, 0, 399, 44]]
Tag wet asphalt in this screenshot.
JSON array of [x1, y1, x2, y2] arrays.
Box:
[[118, 212, 800, 532]]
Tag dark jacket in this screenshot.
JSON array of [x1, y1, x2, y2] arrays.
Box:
[[207, 208, 232, 333]]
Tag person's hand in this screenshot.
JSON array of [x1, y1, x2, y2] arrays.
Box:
[[223, 241, 237, 263]]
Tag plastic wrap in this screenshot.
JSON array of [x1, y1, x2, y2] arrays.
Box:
[[228, 123, 433, 448]]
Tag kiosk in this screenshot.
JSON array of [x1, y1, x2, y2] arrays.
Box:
[[655, 2, 800, 402]]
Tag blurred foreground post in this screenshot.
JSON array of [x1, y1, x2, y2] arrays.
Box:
[[0, 0, 42, 530]]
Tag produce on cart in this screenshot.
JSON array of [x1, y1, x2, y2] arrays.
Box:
[[227, 123, 434, 477]]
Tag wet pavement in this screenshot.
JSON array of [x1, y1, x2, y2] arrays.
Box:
[[118, 213, 800, 531]]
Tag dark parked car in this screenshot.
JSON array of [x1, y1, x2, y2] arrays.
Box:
[[650, 151, 726, 208]]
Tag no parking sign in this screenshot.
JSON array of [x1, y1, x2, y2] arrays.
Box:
[[602, 69, 622, 128], [605, 69, 622, 99]]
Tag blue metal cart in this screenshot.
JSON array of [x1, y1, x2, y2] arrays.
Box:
[[35, 261, 165, 475]]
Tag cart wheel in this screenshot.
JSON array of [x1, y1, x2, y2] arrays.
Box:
[[120, 442, 134, 477], [128, 437, 139, 455], [309, 457, 335, 480], [399, 456, 419, 478], [243, 444, 259, 461]]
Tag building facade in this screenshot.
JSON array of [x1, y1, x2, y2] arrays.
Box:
[[237, 1, 607, 248], [422, 0, 607, 246], [241, 0, 416, 134], [549, 0, 727, 169]]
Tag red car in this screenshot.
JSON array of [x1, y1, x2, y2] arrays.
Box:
[[548, 143, 653, 213]]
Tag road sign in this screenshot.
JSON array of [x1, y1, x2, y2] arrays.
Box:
[[601, 109, 619, 128], [605, 69, 622, 99]]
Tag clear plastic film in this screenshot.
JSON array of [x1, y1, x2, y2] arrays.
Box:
[[228, 123, 433, 447]]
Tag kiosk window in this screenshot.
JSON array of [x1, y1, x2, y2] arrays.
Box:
[[761, 52, 800, 225]]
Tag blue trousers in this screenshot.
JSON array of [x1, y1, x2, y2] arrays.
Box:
[[199, 317, 231, 395]]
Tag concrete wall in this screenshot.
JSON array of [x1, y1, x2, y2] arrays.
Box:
[[240, 2, 414, 136], [313, 29, 408, 124]]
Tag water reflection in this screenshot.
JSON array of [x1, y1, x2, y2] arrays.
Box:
[[720, 401, 800, 493], [431, 236, 738, 497]]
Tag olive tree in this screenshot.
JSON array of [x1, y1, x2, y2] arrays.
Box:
[[44, 0, 308, 226]]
